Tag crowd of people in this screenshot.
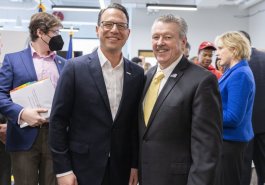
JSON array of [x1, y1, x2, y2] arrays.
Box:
[[0, 2, 265, 185]]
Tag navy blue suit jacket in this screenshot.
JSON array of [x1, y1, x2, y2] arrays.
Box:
[[248, 48, 265, 134], [49, 50, 144, 185], [0, 46, 66, 151]]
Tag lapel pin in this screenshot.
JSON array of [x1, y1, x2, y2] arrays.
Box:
[[126, 72, 131, 75], [170, 73, 177, 78], [58, 60, 61, 64]]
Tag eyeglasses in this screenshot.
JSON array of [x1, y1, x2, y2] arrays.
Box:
[[49, 29, 61, 35], [100, 21, 128, 31]]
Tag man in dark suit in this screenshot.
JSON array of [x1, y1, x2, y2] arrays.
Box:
[[49, 3, 144, 185], [0, 12, 66, 185], [240, 31, 265, 185], [138, 14, 223, 185]]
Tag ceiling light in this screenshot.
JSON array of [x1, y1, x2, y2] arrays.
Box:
[[52, 5, 100, 12], [146, 3, 197, 11], [60, 27, 79, 32], [99, 0, 106, 9]]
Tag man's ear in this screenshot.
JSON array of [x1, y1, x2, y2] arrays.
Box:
[[96, 26, 99, 38], [36, 28, 44, 38]]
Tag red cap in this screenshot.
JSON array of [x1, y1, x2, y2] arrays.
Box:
[[198, 41, 216, 53]]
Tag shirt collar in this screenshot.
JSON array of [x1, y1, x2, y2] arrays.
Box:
[[97, 47, 124, 69], [30, 43, 56, 60], [156, 54, 183, 78]]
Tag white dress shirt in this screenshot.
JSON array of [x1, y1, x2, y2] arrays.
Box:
[[97, 48, 124, 120], [156, 54, 183, 94]]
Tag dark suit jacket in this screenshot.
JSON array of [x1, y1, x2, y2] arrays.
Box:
[[248, 48, 265, 134], [49, 50, 144, 185], [0, 46, 65, 152], [139, 57, 223, 185]]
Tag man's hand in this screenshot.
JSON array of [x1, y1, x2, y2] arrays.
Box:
[[0, 123, 7, 144], [21, 108, 48, 127], [129, 168, 138, 185], [57, 173, 78, 185]]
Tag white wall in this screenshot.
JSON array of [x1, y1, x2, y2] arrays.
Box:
[[248, 1, 265, 49], [0, 30, 28, 65], [129, 6, 248, 59]]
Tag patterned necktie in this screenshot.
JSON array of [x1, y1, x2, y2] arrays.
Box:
[[144, 71, 165, 125]]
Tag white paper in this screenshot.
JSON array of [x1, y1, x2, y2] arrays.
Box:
[[10, 78, 55, 128]]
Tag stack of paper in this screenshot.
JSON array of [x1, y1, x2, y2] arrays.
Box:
[[10, 78, 55, 128]]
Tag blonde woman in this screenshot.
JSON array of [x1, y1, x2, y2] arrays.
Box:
[[215, 31, 255, 185]]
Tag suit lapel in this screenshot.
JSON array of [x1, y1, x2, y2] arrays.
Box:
[[54, 56, 65, 74], [141, 66, 157, 103], [144, 57, 189, 133], [20, 47, 38, 81], [114, 59, 132, 122], [88, 51, 111, 113]]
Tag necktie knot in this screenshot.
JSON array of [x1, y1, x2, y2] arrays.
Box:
[[154, 71, 165, 83]]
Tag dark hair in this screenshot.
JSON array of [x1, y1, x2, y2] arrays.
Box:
[[97, 3, 129, 26], [131, 57, 142, 64], [215, 57, 221, 70], [239, 30, 251, 44], [0, 113, 7, 124], [186, 42, 191, 50], [28, 12, 63, 42]]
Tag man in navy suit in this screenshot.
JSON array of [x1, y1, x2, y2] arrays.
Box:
[[240, 31, 265, 185], [49, 3, 144, 185], [0, 12, 66, 185]]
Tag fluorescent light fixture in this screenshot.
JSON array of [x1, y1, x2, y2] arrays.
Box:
[[146, 3, 197, 11], [99, 0, 106, 9], [52, 5, 100, 12], [60, 27, 79, 32]]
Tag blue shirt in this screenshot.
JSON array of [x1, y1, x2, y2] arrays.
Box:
[[218, 60, 255, 142]]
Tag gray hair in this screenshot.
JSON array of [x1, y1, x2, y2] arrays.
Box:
[[153, 14, 188, 39]]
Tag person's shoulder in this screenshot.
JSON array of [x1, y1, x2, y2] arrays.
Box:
[[5, 47, 28, 57], [250, 48, 265, 60], [125, 58, 144, 73], [188, 62, 213, 76], [55, 55, 67, 63]]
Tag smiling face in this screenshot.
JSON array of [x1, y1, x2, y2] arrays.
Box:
[[151, 21, 186, 69], [96, 8, 130, 55]]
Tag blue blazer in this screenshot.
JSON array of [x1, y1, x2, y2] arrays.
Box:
[[218, 60, 255, 142], [0, 46, 66, 151]]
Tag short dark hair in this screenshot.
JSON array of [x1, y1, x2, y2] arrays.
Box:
[[0, 113, 7, 124], [28, 12, 63, 42], [97, 3, 129, 26], [239, 30, 251, 44], [186, 42, 191, 50], [131, 57, 142, 64]]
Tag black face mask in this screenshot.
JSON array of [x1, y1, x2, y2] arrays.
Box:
[[43, 35, 64, 51]]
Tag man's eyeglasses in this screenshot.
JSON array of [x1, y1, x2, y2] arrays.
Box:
[[49, 30, 61, 35], [100, 21, 128, 31]]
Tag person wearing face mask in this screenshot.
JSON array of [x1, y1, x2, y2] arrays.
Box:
[[0, 12, 66, 185]]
